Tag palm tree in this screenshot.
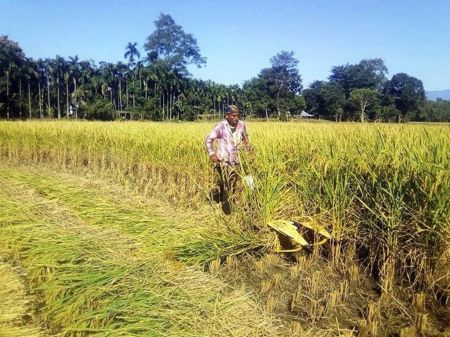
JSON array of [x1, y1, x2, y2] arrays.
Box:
[[115, 62, 129, 111], [17, 64, 23, 118], [140, 67, 150, 102], [124, 42, 140, 67], [52, 55, 67, 119], [151, 63, 169, 119], [166, 71, 177, 119], [134, 60, 144, 90], [79, 60, 97, 97], [68, 56, 80, 118], [129, 60, 143, 107], [5, 62, 12, 119], [44, 58, 53, 117], [99, 62, 117, 110], [141, 65, 158, 104], [1, 35, 26, 119], [206, 80, 217, 117], [79, 60, 92, 86], [23, 58, 39, 119], [215, 84, 225, 119], [36, 59, 47, 118], [4, 61, 22, 119], [63, 63, 71, 118]]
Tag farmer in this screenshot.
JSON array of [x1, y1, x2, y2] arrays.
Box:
[[205, 105, 250, 214]]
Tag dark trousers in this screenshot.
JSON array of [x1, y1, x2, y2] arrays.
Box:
[[212, 163, 238, 214]]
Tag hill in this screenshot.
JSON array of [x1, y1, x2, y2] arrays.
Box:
[[427, 89, 450, 100]]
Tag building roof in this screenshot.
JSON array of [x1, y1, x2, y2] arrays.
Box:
[[299, 110, 314, 117]]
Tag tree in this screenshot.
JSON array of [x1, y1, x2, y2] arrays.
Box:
[[383, 73, 425, 122], [68, 56, 80, 118], [350, 88, 379, 122], [115, 62, 129, 111], [242, 76, 272, 119], [144, 13, 206, 75], [357, 58, 388, 91], [303, 81, 326, 117], [23, 58, 39, 118], [321, 83, 346, 121], [51, 55, 67, 118], [255, 51, 302, 119], [99, 62, 117, 109], [421, 99, 450, 122], [329, 58, 387, 98], [35, 58, 46, 118], [124, 42, 141, 67], [0, 35, 26, 118], [303, 81, 345, 120], [292, 95, 306, 115], [81, 97, 113, 120]]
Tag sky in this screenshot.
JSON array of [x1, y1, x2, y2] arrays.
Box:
[[1, 0, 450, 91]]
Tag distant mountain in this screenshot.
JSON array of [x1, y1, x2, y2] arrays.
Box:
[[426, 89, 450, 100]]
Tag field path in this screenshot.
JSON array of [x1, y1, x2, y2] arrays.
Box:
[[0, 164, 280, 337]]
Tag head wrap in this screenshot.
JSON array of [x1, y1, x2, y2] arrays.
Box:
[[225, 105, 239, 114]]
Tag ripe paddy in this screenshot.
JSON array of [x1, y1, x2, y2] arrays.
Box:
[[0, 120, 448, 336]]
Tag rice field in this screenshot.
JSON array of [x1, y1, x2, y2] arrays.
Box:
[[0, 120, 449, 336]]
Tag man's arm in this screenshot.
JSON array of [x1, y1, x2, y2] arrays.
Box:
[[241, 123, 251, 149], [205, 124, 220, 162]]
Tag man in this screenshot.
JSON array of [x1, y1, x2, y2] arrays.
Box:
[[205, 105, 250, 213]]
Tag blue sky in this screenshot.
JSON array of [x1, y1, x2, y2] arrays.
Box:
[[1, 0, 449, 91]]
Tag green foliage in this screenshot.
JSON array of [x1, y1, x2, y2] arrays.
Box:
[[383, 73, 426, 122], [292, 95, 306, 114], [124, 41, 140, 66], [144, 13, 206, 75], [420, 99, 450, 122], [242, 51, 302, 119], [302, 60, 430, 122], [260, 51, 303, 119], [0, 35, 25, 69], [303, 81, 346, 120], [0, 35, 26, 118], [329, 58, 387, 98], [268, 50, 303, 94], [80, 97, 113, 120], [350, 88, 379, 122], [242, 77, 272, 118], [179, 104, 196, 121], [0, 28, 444, 123], [142, 96, 162, 120], [306, 58, 387, 121]]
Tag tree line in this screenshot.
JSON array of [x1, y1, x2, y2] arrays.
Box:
[[1, 13, 449, 122]]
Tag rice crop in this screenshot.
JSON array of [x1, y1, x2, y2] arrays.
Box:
[[0, 256, 43, 337], [0, 120, 449, 336], [0, 166, 280, 336]]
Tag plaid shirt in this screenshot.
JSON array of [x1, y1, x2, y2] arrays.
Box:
[[205, 120, 249, 165]]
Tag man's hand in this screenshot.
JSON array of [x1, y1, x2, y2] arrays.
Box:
[[242, 139, 252, 152], [210, 154, 219, 163]]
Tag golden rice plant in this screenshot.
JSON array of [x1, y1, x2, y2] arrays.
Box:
[[1, 120, 449, 334], [0, 165, 281, 336]]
